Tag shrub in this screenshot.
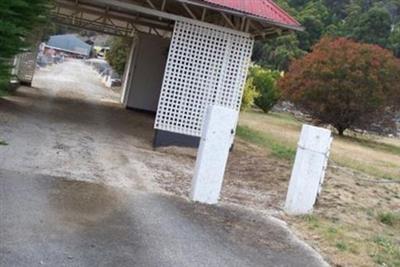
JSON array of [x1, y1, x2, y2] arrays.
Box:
[[241, 78, 259, 111], [279, 37, 400, 135], [248, 65, 281, 113], [377, 212, 400, 226], [106, 37, 132, 76]]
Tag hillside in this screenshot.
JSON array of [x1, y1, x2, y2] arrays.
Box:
[[254, 0, 400, 70]]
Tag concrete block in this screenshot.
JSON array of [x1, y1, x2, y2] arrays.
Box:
[[285, 124, 332, 215], [190, 105, 238, 204]]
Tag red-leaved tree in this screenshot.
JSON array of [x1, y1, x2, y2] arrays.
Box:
[[279, 37, 400, 135]]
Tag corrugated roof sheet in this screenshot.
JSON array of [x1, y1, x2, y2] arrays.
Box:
[[200, 0, 300, 28], [48, 34, 92, 56]]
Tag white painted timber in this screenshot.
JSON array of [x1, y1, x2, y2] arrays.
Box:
[[121, 38, 137, 106], [155, 21, 253, 137], [191, 105, 237, 204], [285, 124, 333, 215], [126, 33, 170, 112]]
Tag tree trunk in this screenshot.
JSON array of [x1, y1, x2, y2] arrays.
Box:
[[337, 127, 345, 136]]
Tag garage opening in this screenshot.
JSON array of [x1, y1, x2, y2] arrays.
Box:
[[122, 32, 170, 114]]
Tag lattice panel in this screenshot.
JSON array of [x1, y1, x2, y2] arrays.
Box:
[[155, 21, 254, 137]]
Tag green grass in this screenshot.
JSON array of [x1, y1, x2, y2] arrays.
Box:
[[302, 214, 320, 229], [335, 157, 400, 181], [268, 112, 301, 126], [377, 212, 400, 227], [300, 214, 400, 265], [246, 110, 301, 128], [341, 135, 400, 156], [240, 111, 400, 180], [336, 241, 348, 252], [372, 235, 400, 267], [236, 125, 296, 161]]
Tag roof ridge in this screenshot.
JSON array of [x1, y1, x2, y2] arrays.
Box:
[[198, 0, 301, 29], [260, 0, 300, 25]]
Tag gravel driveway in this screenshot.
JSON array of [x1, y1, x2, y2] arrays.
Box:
[[0, 60, 328, 266]]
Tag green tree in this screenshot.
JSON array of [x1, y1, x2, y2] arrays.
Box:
[[248, 65, 282, 113], [324, 0, 351, 19], [0, 0, 52, 92], [350, 6, 392, 46], [253, 34, 306, 71], [106, 37, 132, 76], [296, 1, 330, 51], [252, 0, 400, 71], [389, 23, 400, 56], [279, 37, 400, 135]]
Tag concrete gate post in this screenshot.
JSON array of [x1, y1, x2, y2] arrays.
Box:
[[190, 105, 238, 204], [285, 124, 333, 215]]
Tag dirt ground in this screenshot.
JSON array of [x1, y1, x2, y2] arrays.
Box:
[[0, 60, 190, 191], [0, 60, 296, 214]]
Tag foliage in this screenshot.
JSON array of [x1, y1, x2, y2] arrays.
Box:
[[0, 0, 52, 93], [253, 35, 306, 71], [241, 78, 260, 111], [253, 0, 400, 70], [377, 212, 400, 226], [346, 5, 392, 47], [389, 23, 400, 57], [105, 37, 132, 76], [279, 37, 400, 135], [247, 65, 282, 113]]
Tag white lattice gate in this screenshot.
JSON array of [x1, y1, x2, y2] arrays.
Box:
[[155, 21, 254, 137]]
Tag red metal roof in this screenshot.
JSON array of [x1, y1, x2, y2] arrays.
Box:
[[199, 0, 301, 28]]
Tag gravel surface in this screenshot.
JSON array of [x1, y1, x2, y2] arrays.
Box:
[[0, 60, 329, 266]]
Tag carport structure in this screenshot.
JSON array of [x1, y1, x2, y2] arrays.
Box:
[[52, 0, 301, 147]]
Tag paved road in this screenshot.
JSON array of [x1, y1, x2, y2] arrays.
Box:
[[0, 170, 328, 267]]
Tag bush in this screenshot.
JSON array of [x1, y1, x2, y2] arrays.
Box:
[[0, 0, 51, 93], [248, 65, 281, 113], [106, 37, 132, 76], [241, 78, 259, 111], [279, 37, 400, 135]]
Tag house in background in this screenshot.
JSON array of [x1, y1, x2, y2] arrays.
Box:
[[45, 34, 92, 59]]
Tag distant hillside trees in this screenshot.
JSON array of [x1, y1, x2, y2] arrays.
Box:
[[279, 37, 400, 135], [254, 0, 400, 71], [0, 0, 51, 93]]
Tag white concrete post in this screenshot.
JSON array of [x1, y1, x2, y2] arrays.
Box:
[[191, 105, 238, 204], [285, 124, 333, 215]]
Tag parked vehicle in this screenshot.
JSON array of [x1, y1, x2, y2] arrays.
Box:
[[85, 58, 121, 88]]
